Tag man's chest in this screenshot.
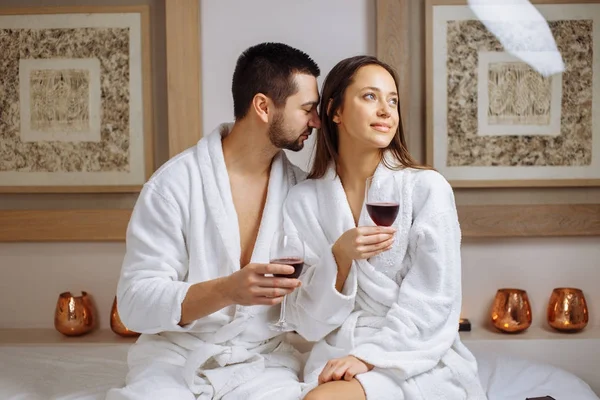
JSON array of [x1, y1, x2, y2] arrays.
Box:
[[230, 176, 269, 265]]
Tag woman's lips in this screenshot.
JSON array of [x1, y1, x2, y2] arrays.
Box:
[[371, 123, 391, 133]]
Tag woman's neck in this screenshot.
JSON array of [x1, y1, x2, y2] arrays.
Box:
[[336, 144, 381, 191]]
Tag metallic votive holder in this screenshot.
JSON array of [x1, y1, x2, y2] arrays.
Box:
[[54, 291, 95, 336], [547, 287, 588, 332], [110, 296, 141, 337], [491, 288, 532, 333]]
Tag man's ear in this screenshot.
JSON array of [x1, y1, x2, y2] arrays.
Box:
[[327, 99, 341, 124], [252, 93, 270, 124]]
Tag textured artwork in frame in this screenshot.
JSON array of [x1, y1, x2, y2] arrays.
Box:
[[0, 6, 153, 192], [427, 1, 600, 187]]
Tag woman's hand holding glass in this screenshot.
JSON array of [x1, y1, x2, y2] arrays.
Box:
[[332, 226, 396, 269], [333, 175, 399, 267]]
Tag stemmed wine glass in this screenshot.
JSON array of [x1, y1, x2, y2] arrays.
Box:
[[365, 175, 399, 227], [268, 231, 305, 332]]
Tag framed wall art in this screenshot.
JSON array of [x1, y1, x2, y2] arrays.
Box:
[[426, 0, 600, 187], [0, 3, 204, 241], [0, 5, 153, 193], [377, 0, 600, 236]]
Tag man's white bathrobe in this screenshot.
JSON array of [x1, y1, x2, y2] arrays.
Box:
[[106, 123, 306, 400], [283, 163, 487, 400]]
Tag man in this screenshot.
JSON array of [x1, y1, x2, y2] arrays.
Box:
[[106, 42, 321, 400]]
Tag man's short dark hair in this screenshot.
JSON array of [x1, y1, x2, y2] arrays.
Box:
[[232, 42, 320, 120]]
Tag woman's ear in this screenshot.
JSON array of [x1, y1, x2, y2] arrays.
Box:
[[327, 99, 341, 124], [252, 93, 270, 124]]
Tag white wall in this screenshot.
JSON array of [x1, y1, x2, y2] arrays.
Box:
[[0, 243, 125, 329], [0, 0, 598, 335]]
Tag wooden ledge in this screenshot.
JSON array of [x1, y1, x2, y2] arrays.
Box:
[[0, 204, 598, 242], [457, 204, 600, 237], [0, 209, 132, 242]]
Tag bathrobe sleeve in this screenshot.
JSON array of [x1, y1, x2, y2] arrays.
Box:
[[116, 182, 196, 334], [281, 186, 358, 342], [350, 172, 463, 381]]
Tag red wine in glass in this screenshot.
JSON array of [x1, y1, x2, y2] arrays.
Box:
[[366, 202, 399, 227], [365, 175, 400, 226], [271, 258, 304, 279]]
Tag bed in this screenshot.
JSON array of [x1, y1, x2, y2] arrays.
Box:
[[0, 343, 598, 399]]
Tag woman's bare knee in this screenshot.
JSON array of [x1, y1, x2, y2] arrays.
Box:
[[304, 380, 366, 400], [303, 391, 321, 400], [304, 389, 331, 400]]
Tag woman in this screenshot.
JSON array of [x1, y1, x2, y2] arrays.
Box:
[[282, 56, 486, 399]]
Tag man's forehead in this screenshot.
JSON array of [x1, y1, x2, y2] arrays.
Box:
[[290, 73, 320, 104]]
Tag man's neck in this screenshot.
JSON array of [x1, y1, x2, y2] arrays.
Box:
[[222, 120, 279, 177]]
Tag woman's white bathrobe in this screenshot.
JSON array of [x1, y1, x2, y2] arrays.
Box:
[[106, 123, 306, 400], [283, 163, 487, 400]]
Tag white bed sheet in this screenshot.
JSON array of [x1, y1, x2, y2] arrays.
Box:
[[0, 344, 598, 399], [472, 348, 599, 400], [0, 344, 128, 400]]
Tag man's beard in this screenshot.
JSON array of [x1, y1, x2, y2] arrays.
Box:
[[268, 112, 306, 152]]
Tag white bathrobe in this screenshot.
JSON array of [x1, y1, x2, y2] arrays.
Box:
[[106, 123, 306, 400], [283, 162, 487, 400]]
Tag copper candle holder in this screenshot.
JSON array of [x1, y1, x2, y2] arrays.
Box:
[[110, 296, 140, 337], [54, 291, 95, 336], [491, 288, 532, 333], [547, 288, 589, 332]]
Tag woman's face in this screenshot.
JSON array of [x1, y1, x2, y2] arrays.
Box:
[[333, 64, 399, 151]]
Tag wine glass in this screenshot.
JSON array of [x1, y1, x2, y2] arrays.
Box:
[[365, 175, 399, 226], [268, 231, 305, 332]]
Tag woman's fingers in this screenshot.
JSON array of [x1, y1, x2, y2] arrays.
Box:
[[357, 226, 396, 236], [356, 233, 394, 246], [318, 360, 337, 384], [358, 236, 395, 256], [331, 363, 350, 381], [319, 360, 351, 384], [343, 369, 355, 381]]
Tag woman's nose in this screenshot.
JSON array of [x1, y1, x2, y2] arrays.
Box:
[[377, 104, 391, 118]]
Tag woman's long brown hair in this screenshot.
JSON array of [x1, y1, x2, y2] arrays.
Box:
[[309, 56, 431, 179]]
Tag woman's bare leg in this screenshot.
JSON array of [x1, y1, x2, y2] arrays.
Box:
[[303, 379, 366, 400]]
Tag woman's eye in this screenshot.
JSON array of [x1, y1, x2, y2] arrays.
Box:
[[364, 93, 376, 100], [389, 98, 398, 106]]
